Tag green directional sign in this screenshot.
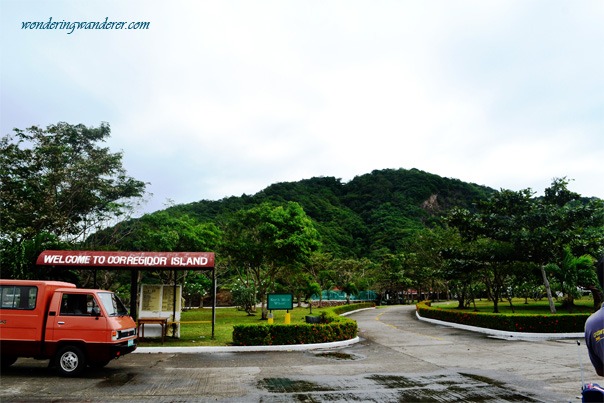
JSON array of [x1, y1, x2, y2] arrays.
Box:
[[267, 293, 293, 310]]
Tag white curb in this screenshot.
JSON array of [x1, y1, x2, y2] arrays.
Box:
[[134, 336, 361, 354], [416, 311, 584, 341]]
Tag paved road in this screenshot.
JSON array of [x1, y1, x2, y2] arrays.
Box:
[[0, 305, 595, 402]]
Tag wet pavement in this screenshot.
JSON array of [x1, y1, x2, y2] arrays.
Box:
[[0, 305, 594, 402]]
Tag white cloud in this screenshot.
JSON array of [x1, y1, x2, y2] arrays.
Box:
[[1, 0, 602, 213]]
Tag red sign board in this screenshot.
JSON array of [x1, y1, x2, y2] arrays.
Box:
[[36, 250, 215, 269]]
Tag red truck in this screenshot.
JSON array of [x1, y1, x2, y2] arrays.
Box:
[[0, 279, 137, 376]]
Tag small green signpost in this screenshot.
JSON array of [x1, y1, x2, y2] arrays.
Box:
[[267, 293, 293, 310], [267, 293, 293, 324]]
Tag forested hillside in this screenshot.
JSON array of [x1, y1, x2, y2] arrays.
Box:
[[5, 124, 601, 314], [64, 168, 604, 314], [162, 168, 495, 259]]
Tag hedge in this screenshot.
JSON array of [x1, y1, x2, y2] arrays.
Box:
[[231, 303, 373, 346], [416, 300, 590, 333], [333, 302, 375, 315]]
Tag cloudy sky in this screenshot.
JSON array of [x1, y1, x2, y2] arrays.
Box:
[[2, 1, 603, 214]]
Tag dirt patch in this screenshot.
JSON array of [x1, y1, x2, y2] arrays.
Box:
[[258, 377, 336, 393], [314, 351, 360, 360]]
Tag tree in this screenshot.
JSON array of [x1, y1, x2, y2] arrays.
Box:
[[371, 252, 412, 304], [341, 282, 359, 305], [93, 212, 221, 253], [403, 226, 455, 302], [0, 232, 72, 280], [230, 280, 257, 315], [518, 179, 604, 313], [84, 210, 222, 290], [222, 202, 321, 319], [329, 258, 372, 304], [446, 189, 540, 311], [183, 271, 212, 308], [302, 278, 322, 314], [475, 238, 517, 313], [1, 122, 147, 278], [305, 252, 335, 307], [545, 248, 596, 311], [1, 122, 147, 242], [446, 179, 604, 314]]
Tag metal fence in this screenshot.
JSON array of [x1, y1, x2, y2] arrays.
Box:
[[312, 290, 377, 301]]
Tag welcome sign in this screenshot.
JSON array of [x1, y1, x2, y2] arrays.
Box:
[[36, 250, 215, 268]]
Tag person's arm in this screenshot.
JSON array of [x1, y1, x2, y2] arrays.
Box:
[[585, 312, 604, 376], [586, 322, 604, 376]]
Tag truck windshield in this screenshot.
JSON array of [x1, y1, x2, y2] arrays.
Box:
[[98, 292, 129, 316]]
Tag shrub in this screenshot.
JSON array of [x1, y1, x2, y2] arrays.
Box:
[[232, 303, 370, 346], [231, 324, 272, 346], [416, 300, 589, 333]]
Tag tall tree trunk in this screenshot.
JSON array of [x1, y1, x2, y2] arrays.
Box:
[[506, 297, 515, 313], [261, 302, 267, 319], [455, 284, 466, 309], [540, 265, 557, 314]]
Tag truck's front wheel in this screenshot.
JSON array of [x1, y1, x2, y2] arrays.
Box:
[[55, 346, 86, 377]]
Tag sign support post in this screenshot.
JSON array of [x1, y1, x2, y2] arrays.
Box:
[[211, 265, 216, 339], [172, 269, 178, 338], [131, 269, 139, 319], [267, 293, 293, 325]]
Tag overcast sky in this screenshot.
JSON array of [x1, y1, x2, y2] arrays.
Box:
[[2, 1, 603, 215]]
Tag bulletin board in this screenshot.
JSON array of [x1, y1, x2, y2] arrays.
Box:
[[138, 284, 182, 337]]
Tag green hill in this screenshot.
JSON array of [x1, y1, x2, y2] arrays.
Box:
[[159, 168, 495, 259]]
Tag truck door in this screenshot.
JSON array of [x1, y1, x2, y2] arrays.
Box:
[[49, 293, 108, 343]]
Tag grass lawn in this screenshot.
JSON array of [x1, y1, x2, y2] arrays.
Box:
[[138, 305, 334, 347], [431, 297, 596, 314], [138, 298, 598, 347]]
